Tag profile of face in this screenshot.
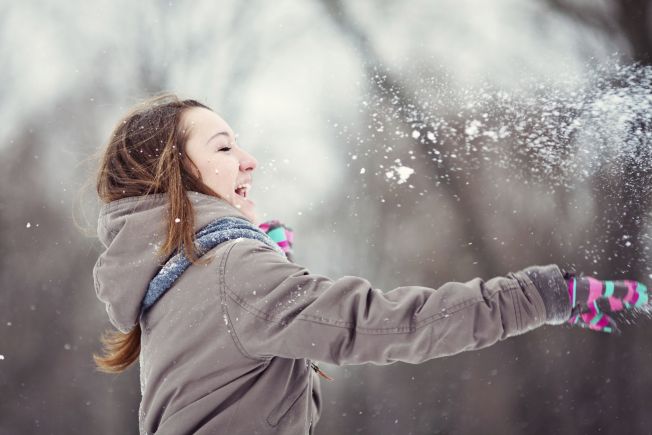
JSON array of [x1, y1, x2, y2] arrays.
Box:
[[182, 107, 258, 224]]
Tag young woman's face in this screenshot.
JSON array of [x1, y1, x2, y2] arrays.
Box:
[[182, 107, 258, 224]]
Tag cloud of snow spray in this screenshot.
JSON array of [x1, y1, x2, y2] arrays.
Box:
[[352, 62, 651, 190], [343, 61, 652, 319]]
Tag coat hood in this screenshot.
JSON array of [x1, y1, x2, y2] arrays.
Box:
[[92, 191, 250, 333]]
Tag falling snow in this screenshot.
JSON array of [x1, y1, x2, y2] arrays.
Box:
[[384, 160, 415, 184]]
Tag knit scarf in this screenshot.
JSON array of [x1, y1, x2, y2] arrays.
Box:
[[140, 216, 284, 316]]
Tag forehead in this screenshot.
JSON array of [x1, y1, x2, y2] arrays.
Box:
[[183, 107, 233, 138]]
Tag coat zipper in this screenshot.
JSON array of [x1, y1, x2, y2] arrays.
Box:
[[309, 361, 334, 381]]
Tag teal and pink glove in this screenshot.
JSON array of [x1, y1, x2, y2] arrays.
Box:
[[258, 219, 294, 262], [565, 271, 649, 334]]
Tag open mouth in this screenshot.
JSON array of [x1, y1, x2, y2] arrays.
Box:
[[234, 183, 250, 199]]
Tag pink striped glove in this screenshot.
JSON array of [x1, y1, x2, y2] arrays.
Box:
[[565, 270, 649, 334], [258, 219, 294, 262]]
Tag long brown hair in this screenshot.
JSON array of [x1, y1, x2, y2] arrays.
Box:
[[93, 93, 219, 373]]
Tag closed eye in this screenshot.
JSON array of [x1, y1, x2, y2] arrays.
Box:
[[218, 146, 232, 152]]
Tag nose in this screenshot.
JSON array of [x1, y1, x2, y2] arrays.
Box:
[[239, 148, 257, 173]]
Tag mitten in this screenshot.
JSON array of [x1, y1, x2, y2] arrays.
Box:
[[564, 270, 649, 334], [258, 219, 294, 261]]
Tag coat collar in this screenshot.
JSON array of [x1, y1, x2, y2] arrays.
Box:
[[93, 191, 250, 333]]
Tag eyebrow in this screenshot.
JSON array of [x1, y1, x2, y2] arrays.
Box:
[[205, 131, 233, 146]]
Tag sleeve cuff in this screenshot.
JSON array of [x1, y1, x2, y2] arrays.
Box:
[[522, 264, 572, 325]]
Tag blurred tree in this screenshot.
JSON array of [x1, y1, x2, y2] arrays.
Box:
[[544, 0, 652, 65], [319, 0, 502, 278]]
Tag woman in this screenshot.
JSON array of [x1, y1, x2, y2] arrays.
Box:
[[92, 93, 648, 434]]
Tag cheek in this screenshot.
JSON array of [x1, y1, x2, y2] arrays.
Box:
[[203, 159, 238, 191], [198, 156, 224, 176], [189, 151, 212, 174], [207, 160, 228, 178], [193, 161, 212, 180]]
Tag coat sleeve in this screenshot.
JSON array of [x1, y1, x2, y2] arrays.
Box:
[[219, 239, 570, 365]]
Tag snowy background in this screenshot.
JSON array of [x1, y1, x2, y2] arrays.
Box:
[[1, 0, 652, 434]]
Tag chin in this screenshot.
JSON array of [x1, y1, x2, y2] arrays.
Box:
[[244, 210, 258, 225], [233, 203, 257, 225]]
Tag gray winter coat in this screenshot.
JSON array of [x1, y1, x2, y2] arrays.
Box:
[[93, 191, 571, 434]]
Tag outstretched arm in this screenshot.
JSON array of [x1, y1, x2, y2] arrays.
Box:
[[220, 239, 570, 366]]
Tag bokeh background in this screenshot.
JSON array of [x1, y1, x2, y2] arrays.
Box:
[[1, 1, 652, 434]]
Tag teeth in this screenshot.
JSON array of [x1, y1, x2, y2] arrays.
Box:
[[235, 183, 251, 198]]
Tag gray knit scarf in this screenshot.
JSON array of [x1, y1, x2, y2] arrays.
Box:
[[140, 216, 284, 316]]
